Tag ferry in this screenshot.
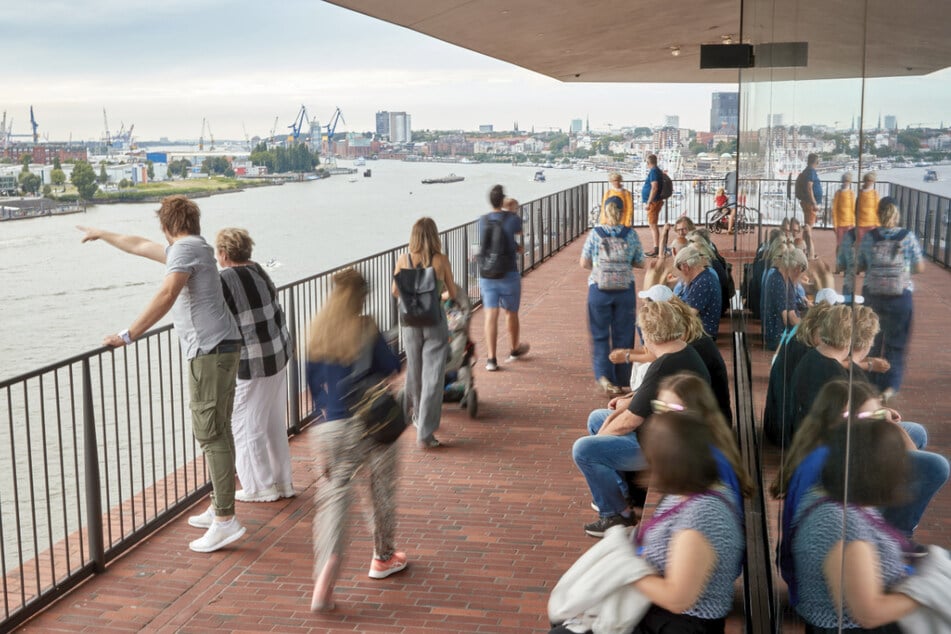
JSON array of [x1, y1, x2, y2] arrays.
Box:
[[421, 173, 465, 184], [533, 170, 546, 182]]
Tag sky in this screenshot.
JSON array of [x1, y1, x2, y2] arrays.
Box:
[[3, 1, 950, 143]]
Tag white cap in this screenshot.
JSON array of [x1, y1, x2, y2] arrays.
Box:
[[814, 288, 864, 305], [638, 284, 675, 302]]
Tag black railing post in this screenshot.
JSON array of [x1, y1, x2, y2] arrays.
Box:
[[463, 224, 470, 299], [285, 288, 302, 434], [81, 358, 105, 573]]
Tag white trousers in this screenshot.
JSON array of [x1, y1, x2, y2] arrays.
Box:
[[232, 365, 293, 494]]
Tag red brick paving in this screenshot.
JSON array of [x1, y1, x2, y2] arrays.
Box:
[[17, 227, 949, 633]]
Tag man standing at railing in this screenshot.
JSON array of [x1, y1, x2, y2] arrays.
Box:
[[77, 195, 246, 554], [794, 153, 822, 260], [641, 154, 663, 257]]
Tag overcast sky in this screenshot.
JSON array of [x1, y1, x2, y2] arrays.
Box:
[[4, 1, 949, 142]]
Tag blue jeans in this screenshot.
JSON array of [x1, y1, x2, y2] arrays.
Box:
[[573, 409, 646, 517], [882, 421, 950, 536], [586, 284, 636, 386], [480, 270, 522, 311], [866, 290, 913, 392]]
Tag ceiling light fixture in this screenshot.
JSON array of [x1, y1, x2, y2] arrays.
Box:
[[670, 46, 681, 57]]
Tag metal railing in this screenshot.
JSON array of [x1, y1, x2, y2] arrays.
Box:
[[892, 183, 951, 268], [0, 183, 590, 630]]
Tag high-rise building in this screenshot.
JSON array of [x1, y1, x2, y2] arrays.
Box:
[[884, 115, 898, 130], [710, 92, 739, 133], [570, 118, 583, 133], [375, 111, 412, 143], [769, 113, 785, 127], [664, 115, 680, 129], [479, 124, 494, 133]]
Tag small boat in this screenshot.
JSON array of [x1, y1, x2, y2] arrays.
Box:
[[421, 173, 465, 184], [348, 176, 358, 183], [533, 170, 546, 182], [264, 258, 282, 269], [354, 157, 366, 166]]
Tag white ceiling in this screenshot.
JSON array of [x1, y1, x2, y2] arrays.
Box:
[[326, 0, 951, 83]]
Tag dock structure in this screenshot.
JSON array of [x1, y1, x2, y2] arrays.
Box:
[[14, 224, 950, 633]]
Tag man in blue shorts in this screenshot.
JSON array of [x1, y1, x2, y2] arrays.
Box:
[[479, 185, 530, 371]]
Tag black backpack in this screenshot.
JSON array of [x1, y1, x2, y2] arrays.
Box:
[[794, 169, 811, 201], [478, 214, 514, 279], [659, 172, 674, 200]]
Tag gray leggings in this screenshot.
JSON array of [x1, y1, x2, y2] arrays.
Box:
[[402, 319, 449, 443]]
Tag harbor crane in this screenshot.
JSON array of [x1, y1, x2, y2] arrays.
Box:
[[242, 122, 251, 151], [0, 111, 6, 151], [30, 106, 39, 144], [103, 108, 111, 147], [199, 118, 214, 151], [288, 105, 310, 143], [269, 116, 279, 144], [323, 107, 345, 145]]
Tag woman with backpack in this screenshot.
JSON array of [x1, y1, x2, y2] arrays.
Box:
[[393, 217, 458, 448], [856, 200, 925, 401], [580, 197, 645, 394]]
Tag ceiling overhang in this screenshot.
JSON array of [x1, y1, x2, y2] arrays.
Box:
[[326, 0, 951, 83]]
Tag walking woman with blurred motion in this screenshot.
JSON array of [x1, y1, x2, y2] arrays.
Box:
[[306, 269, 406, 612], [393, 217, 458, 448]]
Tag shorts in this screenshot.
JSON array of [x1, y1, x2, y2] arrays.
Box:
[[480, 270, 522, 311], [800, 200, 817, 226], [646, 200, 664, 225]]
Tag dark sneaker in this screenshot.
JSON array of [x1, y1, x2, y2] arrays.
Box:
[[485, 358, 499, 372], [584, 514, 634, 538], [506, 343, 530, 362]]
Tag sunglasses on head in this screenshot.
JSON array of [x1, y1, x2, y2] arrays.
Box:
[[842, 408, 889, 421], [651, 399, 686, 414]]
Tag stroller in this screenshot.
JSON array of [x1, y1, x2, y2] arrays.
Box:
[[442, 292, 478, 418]]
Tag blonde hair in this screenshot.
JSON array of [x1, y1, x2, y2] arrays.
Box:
[[852, 305, 880, 349], [408, 217, 443, 267], [878, 202, 900, 228], [307, 268, 374, 364], [659, 372, 754, 498], [638, 301, 686, 343], [667, 296, 705, 342], [673, 243, 707, 269], [840, 172, 853, 186], [817, 304, 853, 348], [608, 172, 623, 184], [601, 201, 622, 226], [716, 187, 725, 196], [862, 171, 877, 185], [795, 302, 830, 346], [215, 227, 254, 262], [778, 247, 808, 272]]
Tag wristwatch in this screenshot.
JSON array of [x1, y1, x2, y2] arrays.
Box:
[[119, 329, 133, 345]]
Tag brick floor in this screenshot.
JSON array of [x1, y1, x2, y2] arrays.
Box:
[[18, 227, 949, 633]]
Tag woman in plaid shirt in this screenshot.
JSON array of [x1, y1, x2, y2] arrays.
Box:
[[217, 228, 295, 503]]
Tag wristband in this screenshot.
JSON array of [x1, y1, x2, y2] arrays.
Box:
[[119, 329, 133, 345], [625, 350, 631, 363]]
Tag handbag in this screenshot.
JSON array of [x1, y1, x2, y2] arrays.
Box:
[[394, 254, 441, 327], [346, 336, 406, 444]]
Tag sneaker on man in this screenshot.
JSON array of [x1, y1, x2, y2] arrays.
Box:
[[188, 518, 247, 553], [188, 505, 215, 529], [485, 357, 499, 372], [584, 514, 634, 538], [235, 485, 280, 503], [506, 343, 530, 362], [368, 551, 408, 579], [276, 483, 296, 499]]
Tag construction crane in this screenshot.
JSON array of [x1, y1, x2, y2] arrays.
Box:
[[200, 118, 209, 151], [323, 107, 345, 146], [103, 108, 111, 147], [242, 122, 251, 151], [0, 111, 6, 151], [30, 106, 39, 144], [269, 116, 279, 143], [206, 120, 215, 150], [288, 105, 310, 143]]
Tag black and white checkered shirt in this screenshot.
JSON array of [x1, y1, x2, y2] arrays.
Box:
[[220, 263, 293, 380]]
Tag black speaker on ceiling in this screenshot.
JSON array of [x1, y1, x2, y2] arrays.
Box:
[[700, 44, 754, 69]]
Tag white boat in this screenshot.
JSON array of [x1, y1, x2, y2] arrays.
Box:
[[354, 157, 366, 166]]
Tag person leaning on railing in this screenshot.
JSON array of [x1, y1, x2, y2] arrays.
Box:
[[77, 194, 247, 554]]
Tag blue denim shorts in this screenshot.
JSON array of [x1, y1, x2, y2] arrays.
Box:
[[480, 271, 521, 311]]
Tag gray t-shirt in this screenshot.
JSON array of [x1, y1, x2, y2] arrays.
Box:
[[165, 235, 239, 360]]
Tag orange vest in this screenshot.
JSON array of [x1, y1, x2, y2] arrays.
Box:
[[600, 188, 634, 227], [856, 189, 880, 227], [832, 189, 855, 228]]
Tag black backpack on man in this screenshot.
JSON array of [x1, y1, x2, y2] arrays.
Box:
[[478, 214, 514, 279]]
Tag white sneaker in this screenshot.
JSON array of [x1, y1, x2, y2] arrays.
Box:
[[235, 486, 280, 503], [188, 518, 246, 553], [276, 483, 296, 499], [506, 343, 530, 362], [188, 505, 215, 529]]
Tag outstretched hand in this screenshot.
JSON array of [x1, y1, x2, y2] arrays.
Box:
[[77, 225, 102, 243]]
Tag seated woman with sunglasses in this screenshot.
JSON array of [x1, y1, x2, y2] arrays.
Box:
[[772, 380, 948, 611], [791, 420, 923, 633]]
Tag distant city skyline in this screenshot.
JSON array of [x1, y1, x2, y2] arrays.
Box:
[[3, 1, 949, 142]]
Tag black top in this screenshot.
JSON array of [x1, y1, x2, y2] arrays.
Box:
[[690, 335, 732, 423], [628, 345, 711, 419], [789, 348, 848, 435], [763, 337, 811, 447]]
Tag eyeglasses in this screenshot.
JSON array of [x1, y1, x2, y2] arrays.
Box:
[[651, 399, 686, 414], [842, 408, 890, 421]]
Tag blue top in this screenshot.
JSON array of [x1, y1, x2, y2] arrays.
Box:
[[778, 445, 829, 606], [642, 166, 663, 203], [836, 229, 858, 295], [639, 490, 744, 619], [673, 266, 722, 337], [478, 211, 523, 274], [856, 226, 923, 293], [712, 446, 744, 512], [305, 330, 401, 422], [804, 166, 823, 204], [581, 225, 645, 287], [792, 489, 908, 628], [761, 267, 803, 351]]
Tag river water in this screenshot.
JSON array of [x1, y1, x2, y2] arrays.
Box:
[[0, 161, 599, 381]]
